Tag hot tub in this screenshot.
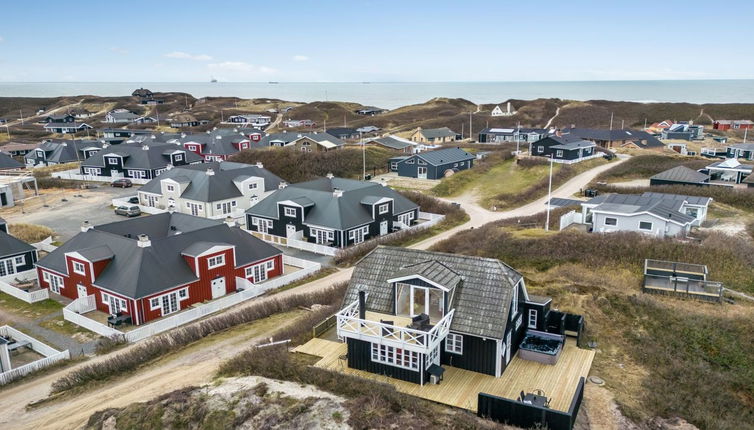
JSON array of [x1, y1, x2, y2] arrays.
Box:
[[518, 330, 565, 365]]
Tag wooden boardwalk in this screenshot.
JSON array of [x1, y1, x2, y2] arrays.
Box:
[[294, 337, 594, 412]]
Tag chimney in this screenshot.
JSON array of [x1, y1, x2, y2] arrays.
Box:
[[166, 164, 173, 170], [278, 181, 288, 189], [555, 129, 562, 137], [255, 161, 263, 168], [137, 234, 151, 247], [333, 188, 343, 198], [180, 133, 186, 138], [381, 178, 387, 187], [206, 167, 215, 176], [358, 290, 366, 320], [326, 172, 334, 179], [142, 144, 149, 151], [80, 220, 93, 232], [224, 216, 236, 227]]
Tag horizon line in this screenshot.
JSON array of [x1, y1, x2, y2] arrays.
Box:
[[2, 78, 754, 84]]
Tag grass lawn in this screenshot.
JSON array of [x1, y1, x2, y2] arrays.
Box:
[[39, 317, 98, 340], [0, 292, 62, 319], [263, 268, 339, 296]]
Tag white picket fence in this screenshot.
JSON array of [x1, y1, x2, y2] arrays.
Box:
[[0, 325, 70, 385], [60, 256, 322, 343], [63, 295, 123, 338], [52, 169, 150, 184], [253, 212, 445, 256], [31, 236, 58, 253], [0, 271, 49, 304], [559, 210, 584, 231]]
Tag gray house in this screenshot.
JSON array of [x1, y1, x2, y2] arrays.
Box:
[[389, 147, 475, 179], [650, 166, 710, 186], [138, 161, 282, 219], [581, 192, 712, 237], [246, 176, 419, 248]]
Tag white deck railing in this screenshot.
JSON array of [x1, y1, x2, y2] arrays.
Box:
[[62, 295, 123, 338], [336, 299, 454, 354]]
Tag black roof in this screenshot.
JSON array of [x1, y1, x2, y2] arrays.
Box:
[[651, 166, 710, 184], [0, 230, 36, 259]]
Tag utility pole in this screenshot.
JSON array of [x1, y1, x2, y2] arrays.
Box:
[[4, 125, 10, 139], [469, 112, 473, 141], [19, 110, 24, 125], [744, 128, 748, 144], [361, 131, 365, 180], [515, 121, 521, 154], [609, 112, 614, 130], [644, 118, 647, 130], [344, 114, 347, 128], [545, 155, 554, 231], [621, 119, 624, 129]]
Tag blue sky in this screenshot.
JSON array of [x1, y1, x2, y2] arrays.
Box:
[[1, 0, 753, 82]]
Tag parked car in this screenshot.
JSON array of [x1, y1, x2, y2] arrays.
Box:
[[111, 178, 133, 188], [114, 205, 141, 217], [128, 196, 139, 204]]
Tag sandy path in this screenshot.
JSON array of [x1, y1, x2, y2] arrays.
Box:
[[0, 158, 626, 429]]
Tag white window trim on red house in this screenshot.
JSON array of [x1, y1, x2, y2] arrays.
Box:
[[101, 292, 128, 314], [42, 270, 64, 294], [148, 287, 190, 316], [207, 254, 225, 269], [244, 259, 275, 283]]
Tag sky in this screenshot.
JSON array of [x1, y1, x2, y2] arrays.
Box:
[[1, 0, 753, 82]]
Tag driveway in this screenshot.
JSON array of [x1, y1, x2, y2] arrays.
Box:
[[0, 185, 138, 242]]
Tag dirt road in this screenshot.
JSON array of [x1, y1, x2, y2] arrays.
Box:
[[0, 157, 626, 429]]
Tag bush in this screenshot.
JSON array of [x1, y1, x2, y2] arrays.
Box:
[[8, 223, 55, 243], [229, 147, 395, 183], [50, 283, 347, 394]]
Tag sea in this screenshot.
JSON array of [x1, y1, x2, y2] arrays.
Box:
[[1, 80, 753, 109]]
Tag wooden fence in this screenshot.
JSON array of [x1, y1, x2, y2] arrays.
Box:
[[478, 377, 586, 430]]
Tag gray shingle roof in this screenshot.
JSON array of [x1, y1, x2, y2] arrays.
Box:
[[82, 142, 203, 170], [547, 135, 597, 150], [368, 135, 414, 150], [0, 231, 35, 259], [389, 260, 462, 289], [565, 128, 664, 148], [247, 177, 418, 230], [587, 192, 709, 225], [258, 132, 346, 148], [418, 127, 457, 139], [36, 213, 280, 299], [25, 139, 105, 164], [139, 161, 282, 202], [0, 152, 23, 169], [651, 166, 710, 184], [415, 147, 475, 166], [343, 247, 522, 339]]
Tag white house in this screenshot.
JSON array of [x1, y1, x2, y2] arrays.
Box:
[[491, 102, 516, 117], [580, 192, 712, 238]]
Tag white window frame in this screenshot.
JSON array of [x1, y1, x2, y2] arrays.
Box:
[[101, 292, 128, 314], [538, 146, 544, 153], [72, 261, 86, 276], [249, 183, 258, 190], [107, 157, 118, 165], [149, 287, 189, 316], [639, 221, 653, 231], [348, 225, 369, 244], [604, 217, 618, 226], [166, 184, 175, 192], [254, 217, 272, 233], [43, 271, 63, 294], [284, 207, 297, 217], [556, 150, 563, 158], [378, 203, 389, 215], [511, 283, 519, 316], [370, 343, 420, 371], [528, 309, 538, 327], [174, 154, 183, 161], [207, 254, 225, 269], [445, 333, 463, 354]]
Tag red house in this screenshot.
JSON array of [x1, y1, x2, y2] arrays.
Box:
[[713, 120, 754, 131], [35, 213, 282, 325], [180, 129, 263, 162]]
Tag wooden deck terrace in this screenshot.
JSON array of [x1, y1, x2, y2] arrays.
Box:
[[293, 337, 594, 413]]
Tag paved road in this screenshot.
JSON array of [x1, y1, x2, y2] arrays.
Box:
[[0, 158, 627, 429], [1, 185, 137, 242]]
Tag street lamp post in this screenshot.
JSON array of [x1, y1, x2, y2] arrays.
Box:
[[545, 155, 554, 231]]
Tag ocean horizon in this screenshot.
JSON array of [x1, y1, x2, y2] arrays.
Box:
[[1, 80, 753, 109]]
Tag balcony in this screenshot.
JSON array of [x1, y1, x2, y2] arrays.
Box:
[[335, 299, 454, 354]]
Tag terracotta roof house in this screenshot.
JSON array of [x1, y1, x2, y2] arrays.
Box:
[[36, 213, 282, 325], [138, 161, 282, 218]]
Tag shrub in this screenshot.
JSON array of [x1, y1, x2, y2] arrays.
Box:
[[8, 223, 55, 243], [50, 283, 347, 394], [229, 147, 395, 183]]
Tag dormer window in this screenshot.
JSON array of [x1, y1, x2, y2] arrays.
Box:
[[207, 255, 225, 269], [72, 261, 86, 275], [174, 154, 183, 161], [166, 184, 175, 192], [378, 203, 389, 214], [249, 183, 258, 190], [108, 157, 118, 165], [284, 207, 296, 217]]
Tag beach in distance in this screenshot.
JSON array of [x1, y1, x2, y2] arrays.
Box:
[[2, 79, 754, 107]]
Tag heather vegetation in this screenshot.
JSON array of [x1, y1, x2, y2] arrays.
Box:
[[431, 223, 754, 429], [7, 223, 55, 243], [229, 146, 395, 183], [50, 284, 347, 394]]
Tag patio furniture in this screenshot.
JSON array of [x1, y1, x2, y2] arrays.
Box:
[[410, 313, 430, 330], [380, 320, 394, 337], [338, 353, 348, 370], [522, 391, 550, 408], [7, 339, 31, 352], [427, 364, 445, 384], [107, 312, 132, 327]]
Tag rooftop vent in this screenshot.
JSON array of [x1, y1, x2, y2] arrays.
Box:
[[333, 188, 343, 198], [206, 167, 215, 176], [224, 216, 236, 227], [142, 144, 149, 151], [137, 234, 151, 248], [278, 181, 288, 189], [326, 172, 334, 179]]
